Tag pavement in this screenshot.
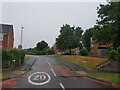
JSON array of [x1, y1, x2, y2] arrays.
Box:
[[1, 55, 120, 89], [1, 55, 37, 80]]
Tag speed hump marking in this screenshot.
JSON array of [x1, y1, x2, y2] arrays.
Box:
[[28, 72, 51, 85]]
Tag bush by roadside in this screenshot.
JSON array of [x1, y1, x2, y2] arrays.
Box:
[[108, 44, 118, 61], [79, 48, 88, 56], [2, 49, 25, 69]]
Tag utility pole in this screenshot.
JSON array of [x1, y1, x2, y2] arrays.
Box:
[[21, 27, 24, 46], [18, 27, 24, 50]]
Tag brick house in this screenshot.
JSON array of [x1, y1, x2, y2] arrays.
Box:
[[52, 43, 79, 54], [0, 24, 14, 50], [90, 38, 108, 57]]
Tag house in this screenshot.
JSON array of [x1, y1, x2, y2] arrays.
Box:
[[0, 24, 14, 50], [51, 43, 79, 54], [90, 38, 108, 57]]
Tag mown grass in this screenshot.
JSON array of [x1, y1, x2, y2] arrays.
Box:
[[87, 73, 120, 85], [24, 56, 30, 61], [53, 55, 108, 70], [52, 55, 120, 85]]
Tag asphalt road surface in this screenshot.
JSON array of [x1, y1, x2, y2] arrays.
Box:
[[2, 55, 114, 89]]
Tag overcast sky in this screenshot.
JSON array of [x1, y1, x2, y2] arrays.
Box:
[[2, 2, 107, 49]]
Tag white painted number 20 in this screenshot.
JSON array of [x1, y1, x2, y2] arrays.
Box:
[[28, 72, 51, 85], [33, 75, 46, 80]]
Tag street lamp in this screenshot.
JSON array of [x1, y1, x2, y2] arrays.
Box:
[[18, 27, 24, 50], [21, 27, 24, 46]]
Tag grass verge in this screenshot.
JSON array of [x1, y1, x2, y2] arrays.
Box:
[[52, 55, 108, 70], [24, 56, 30, 61], [87, 73, 120, 85], [0, 73, 15, 79]]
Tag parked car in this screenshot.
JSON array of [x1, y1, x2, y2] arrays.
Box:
[[62, 51, 70, 55], [57, 52, 62, 55]]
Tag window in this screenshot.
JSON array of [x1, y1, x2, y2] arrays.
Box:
[[0, 33, 3, 41]]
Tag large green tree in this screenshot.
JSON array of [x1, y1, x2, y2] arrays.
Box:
[[94, 2, 120, 48], [36, 40, 48, 51], [93, 2, 120, 60], [56, 24, 83, 54]]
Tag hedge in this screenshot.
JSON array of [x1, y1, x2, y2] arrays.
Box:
[[2, 49, 25, 68]]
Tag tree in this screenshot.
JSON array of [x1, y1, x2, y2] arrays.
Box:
[[94, 2, 120, 48], [82, 28, 94, 51], [56, 24, 83, 54], [36, 40, 48, 51], [93, 2, 120, 60]]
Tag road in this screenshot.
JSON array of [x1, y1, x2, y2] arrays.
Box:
[[2, 55, 113, 89]]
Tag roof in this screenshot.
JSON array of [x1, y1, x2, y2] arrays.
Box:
[[0, 24, 13, 35]]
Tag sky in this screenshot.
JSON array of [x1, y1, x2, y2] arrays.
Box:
[[1, 1, 107, 49]]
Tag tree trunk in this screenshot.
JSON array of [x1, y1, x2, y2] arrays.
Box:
[[69, 48, 72, 55], [118, 49, 120, 64]]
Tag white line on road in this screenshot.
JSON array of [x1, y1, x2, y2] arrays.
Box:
[[59, 83, 65, 90], [48, 62, 51, 67], [51, 68, 56, 77]]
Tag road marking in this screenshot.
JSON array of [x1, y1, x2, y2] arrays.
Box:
[[51, 68, 56, 76], [48, 62, 51, 67], [59, 83, 65, 90], [28, 72, 51, 85]]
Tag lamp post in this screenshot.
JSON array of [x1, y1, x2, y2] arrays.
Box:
[[18, 27, 24, 50], [21, 27, 24, 46]]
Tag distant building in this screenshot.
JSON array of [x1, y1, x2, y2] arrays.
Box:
[[90, 38, 108, 57], [0, 24, 14, 50], [51, 43, 79, 54]]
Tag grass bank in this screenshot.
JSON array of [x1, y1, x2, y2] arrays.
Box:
[[52, 55, 108, 70], [87, 73, 120, 85], [52, 55, 120, 85], [24, 56, 30, 61]]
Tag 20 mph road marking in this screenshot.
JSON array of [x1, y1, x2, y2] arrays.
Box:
[[51, 68, 56, 76], [59, 83, 65, 90], [28, 72, 51, 85]]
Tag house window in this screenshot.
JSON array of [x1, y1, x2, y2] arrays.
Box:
[[0, 33, 3, 41]]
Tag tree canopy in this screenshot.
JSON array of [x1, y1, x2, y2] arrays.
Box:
[[82, 28, 94, 51], [93, 2, 120, 49], [56, 24, 83, 54], [36, 40, 48, 51]]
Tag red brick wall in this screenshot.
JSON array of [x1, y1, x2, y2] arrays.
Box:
[[90, 41, 108, 56], [0, 41, 2, 47], [7, 29, 14, 50], [2, 35, 8, 50], [2, 30, 14, 50]]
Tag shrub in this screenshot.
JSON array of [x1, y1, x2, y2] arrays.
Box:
[[46, 50, 55, 55], [79, 48, 88, 56], [2, 49, 25, 68], [108, 50, 118, 61]]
